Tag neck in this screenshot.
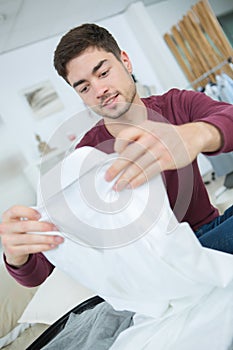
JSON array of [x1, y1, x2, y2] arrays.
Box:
[[104, 96, 147, 137]]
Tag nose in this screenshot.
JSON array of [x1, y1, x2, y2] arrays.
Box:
[[92, 80, 109, 99]]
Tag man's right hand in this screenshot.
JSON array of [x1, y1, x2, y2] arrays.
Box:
[[0, 205, 64, 267]]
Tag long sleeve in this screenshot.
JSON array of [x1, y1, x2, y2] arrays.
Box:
[[174, 89, 233, 154], [4, 252, 54, 287]]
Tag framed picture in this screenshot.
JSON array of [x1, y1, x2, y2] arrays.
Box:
[[23, 80, 64, 119]]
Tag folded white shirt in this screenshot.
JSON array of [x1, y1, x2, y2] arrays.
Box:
[[34, 146, 233, 350]]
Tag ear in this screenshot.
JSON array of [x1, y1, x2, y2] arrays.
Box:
[[120, 51, 133, 74]]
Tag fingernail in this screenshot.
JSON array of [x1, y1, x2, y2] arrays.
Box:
[[55, 236, 64, 243], [105, 171, 111, 181]]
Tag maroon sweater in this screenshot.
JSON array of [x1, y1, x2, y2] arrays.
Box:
[[5, 89, 233, 286]]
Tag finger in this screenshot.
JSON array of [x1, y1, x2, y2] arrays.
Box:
[[105, 147, 138, 182], [106, 136, 153, 182], [2, 206, 41, 222], [129, 161, 163, 189], [7, 242, 63, 255], [0, 220, 57, 235], [4, 231, 63, 247], [114, 126, 143, 154], [114, 128, 155, 154], [113, 150, 158, 191]]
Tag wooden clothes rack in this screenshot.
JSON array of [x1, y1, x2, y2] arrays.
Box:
[[164, 0, 233, 89], [187, 56, 232, 87]]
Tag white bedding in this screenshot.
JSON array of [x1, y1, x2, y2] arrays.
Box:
[[0, 323, 31, 348], [2, 324, 48, 350]]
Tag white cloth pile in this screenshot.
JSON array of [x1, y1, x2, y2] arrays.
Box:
[[35, 147, 233, 350]]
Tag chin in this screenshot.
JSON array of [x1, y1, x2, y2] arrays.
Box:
[[104, 103, 132, 120]]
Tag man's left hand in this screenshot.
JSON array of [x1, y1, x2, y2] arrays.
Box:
[[105, 120, 221, 191]]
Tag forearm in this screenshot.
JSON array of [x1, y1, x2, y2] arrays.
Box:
[[185, 90, 233, 154], [192, 121, 223, 153], [4, 252, 54, 287]]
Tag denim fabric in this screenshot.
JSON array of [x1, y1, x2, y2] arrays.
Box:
[[195, 205, 233, 254]]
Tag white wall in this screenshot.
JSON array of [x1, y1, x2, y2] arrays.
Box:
[[0, 36, 90, 163], [125, 2, 188, 90]]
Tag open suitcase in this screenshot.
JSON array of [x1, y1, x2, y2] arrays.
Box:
[[26, 296, 104, 350]]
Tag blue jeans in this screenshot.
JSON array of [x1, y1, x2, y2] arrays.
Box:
[[194, 205, 233, 254]]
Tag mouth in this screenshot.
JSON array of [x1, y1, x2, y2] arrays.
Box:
[[101, 94, 119, 108]]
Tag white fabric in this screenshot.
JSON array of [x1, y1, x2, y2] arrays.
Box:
[[34, 146, 233, 350], [18, 268, 94, 325], [0, 323, 31, 348], [216, 73, 233, 104], [204, 82, 221, 101]]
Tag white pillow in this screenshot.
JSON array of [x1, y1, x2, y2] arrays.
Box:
[[18, 268, 95, 325]]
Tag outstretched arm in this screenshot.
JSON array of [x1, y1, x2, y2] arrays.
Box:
[[105, 120, 222, 191]]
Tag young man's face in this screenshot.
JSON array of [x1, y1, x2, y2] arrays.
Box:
[[66, 47, 137, 119]]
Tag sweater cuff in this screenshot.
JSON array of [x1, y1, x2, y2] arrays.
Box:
[[4, 253, 36, 276]]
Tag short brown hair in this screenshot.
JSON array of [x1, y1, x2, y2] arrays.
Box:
[[54, 23, 121, 83]]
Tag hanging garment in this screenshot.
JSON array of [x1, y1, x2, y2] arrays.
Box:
[[204, 82, 222, 101], [34, 147, 233, 350], [216, 73, 233, 104]]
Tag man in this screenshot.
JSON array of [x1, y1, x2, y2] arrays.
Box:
[[1, 23, 233, 287]]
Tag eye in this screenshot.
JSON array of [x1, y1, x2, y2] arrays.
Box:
[[100, 70, 109, 78], [79, 85, 89, 94]]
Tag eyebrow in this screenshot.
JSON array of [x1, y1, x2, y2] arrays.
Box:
[[72, 59, 108, 89]]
